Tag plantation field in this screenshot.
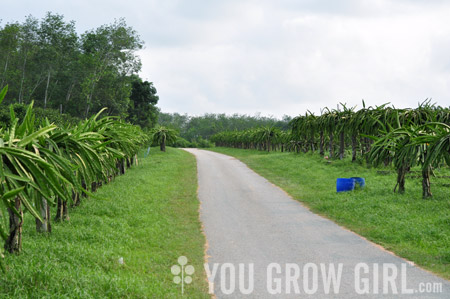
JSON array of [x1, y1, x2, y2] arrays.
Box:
[[209, 147, 450, 280], [0, 148, 209, 298]]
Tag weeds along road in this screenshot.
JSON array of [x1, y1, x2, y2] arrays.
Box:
[[184, 149, 449, 299]]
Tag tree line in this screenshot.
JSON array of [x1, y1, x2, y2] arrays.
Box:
[[158, 112, 292, 143], [0, 13, 158, 128], [211, 101, 450, 199]]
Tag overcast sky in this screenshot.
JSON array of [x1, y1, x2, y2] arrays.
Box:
[[3, 0, 450, 118]]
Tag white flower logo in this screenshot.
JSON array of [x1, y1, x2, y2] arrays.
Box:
[[171, 256, 195, 294]]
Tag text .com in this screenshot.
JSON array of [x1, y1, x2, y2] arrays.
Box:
[[204, 262, 443, 295]]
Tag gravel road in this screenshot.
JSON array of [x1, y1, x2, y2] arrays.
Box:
[[184, 149, 449, 298]]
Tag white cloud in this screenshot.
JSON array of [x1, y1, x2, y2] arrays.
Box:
[[4, 0, 450, 117]]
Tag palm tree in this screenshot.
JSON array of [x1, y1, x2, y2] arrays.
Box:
[[414, 122, 450, 198], [151, 126, 178, 151], [322, 108, 338, 158], [335, 104, 355, 160]]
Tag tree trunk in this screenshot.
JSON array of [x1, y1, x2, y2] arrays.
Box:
[[55, 198, 64, 221], [395, 165, 407, 194], [160, 140, 166, 152], [63, 200, 69, 220], [65, 81, 75, 103], [71, 190, 80, 207], [117, 159, 126, 175], [48, 79, 58, 105], [84, 79, 97, 118], [422, 166, 432, 198], [351, 134, 357, 162], [27, 74, 45, 102], [85, 95, 91, 118], [55, 197, 70, 221], [5, 197, 23, 253], [319, 131, 324, 156], [329, 132, 334, 158], [339, 130, 345, 160], [0, 54, 9, 87], [79, 180, 87, 205], [36, 198, 51, 233], [18, 51, 28, 104], [44, 69, 51, 109], [359, 136, 364, 156], [364, 137, 372, 163]]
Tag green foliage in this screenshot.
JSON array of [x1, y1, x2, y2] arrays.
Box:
[[0, 103, 80, 128], [0, 13, 158, 123], [0, 148, 209, 297], [150, 125, 178, 152], [171, 136, 214, 148], [211, 126, 284, 152], [195, 137, 214, 148], [158, 112, 291, 141], [213, 101, 450, 198], [126, 76, 159, 128], [0, 85, 149, 271], [172, 136, 192, 148]]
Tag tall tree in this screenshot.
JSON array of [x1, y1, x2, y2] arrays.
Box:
[[126, 77, 159, 128], [17, 16, 40, 104], [80, 18, 143, 118], [0, 23, 20, 88], [36, 12, 79, 110]]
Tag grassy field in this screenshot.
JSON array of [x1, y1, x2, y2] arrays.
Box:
[[0, 148, 209, 298], [209, 147, 450, 280]]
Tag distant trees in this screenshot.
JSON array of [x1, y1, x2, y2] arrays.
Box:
[[0, 12, 157, 128], [211, 127, 286, 152], [158, 112, 291, 142]]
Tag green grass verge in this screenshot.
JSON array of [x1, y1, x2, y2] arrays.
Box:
[[209, 147, 450, 280], [0, 148, 209, 298]]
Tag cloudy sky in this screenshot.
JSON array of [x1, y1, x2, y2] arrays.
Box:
[[4, 0, 450, 118]]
